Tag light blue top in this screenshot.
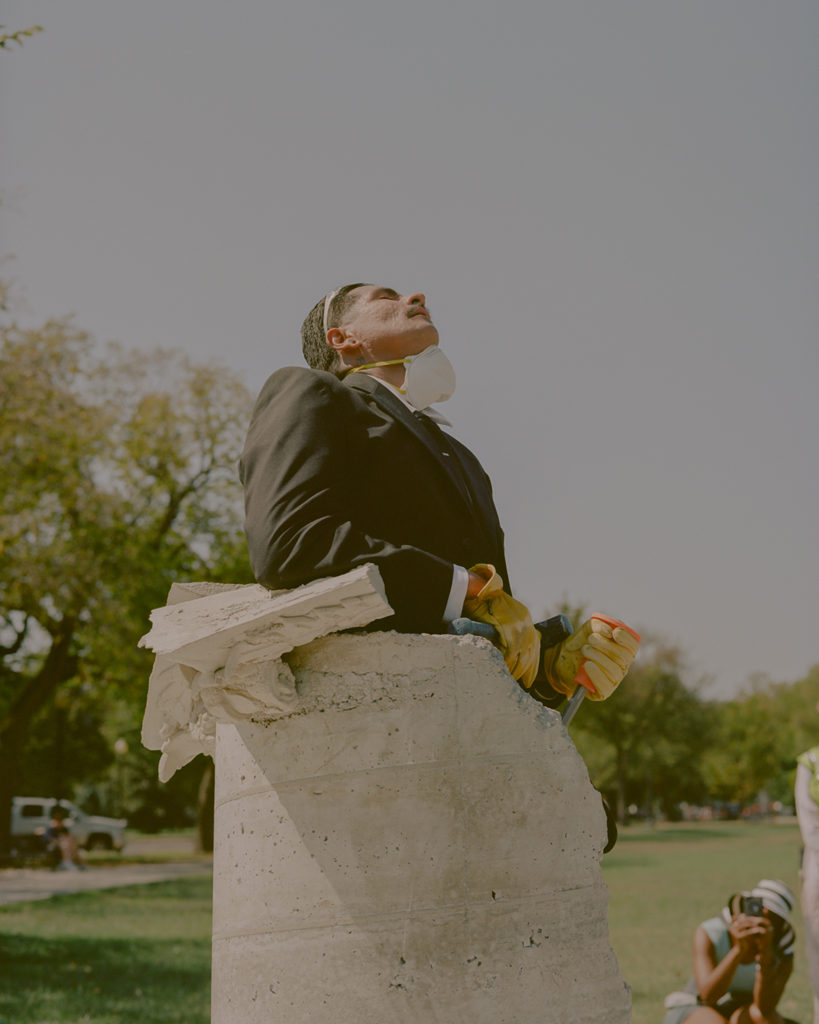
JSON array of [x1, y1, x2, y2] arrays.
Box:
[[700, 914, 757, 999]]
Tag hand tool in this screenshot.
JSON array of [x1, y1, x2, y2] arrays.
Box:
[[448, 614, 585, 724]]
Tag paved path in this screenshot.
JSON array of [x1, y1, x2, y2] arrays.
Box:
[[0, 834, 212, 905], [0, 860, 212, 905]]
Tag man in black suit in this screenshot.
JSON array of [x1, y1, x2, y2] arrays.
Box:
[[240, 283, 639, 702]]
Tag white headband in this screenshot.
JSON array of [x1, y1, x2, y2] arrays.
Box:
[[322, 289, 341, 334], [752, 879, 794, 922]]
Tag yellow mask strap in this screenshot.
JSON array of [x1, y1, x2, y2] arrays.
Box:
[[345, 358, 409, 390]]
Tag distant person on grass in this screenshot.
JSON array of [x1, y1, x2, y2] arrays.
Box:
[[44, 805, 86, 871], [662, 879, 798, 1024]]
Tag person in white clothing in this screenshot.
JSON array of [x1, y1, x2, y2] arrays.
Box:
[[796, 746, 819, 1024]]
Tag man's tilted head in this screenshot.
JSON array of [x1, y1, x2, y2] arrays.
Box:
[[301, 284, 439, 377], [301, 283, 367, 372]]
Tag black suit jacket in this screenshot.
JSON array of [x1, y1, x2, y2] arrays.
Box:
[[239, 367, 509, 633]]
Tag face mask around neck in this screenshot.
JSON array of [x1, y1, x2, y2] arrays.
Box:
[[347, 345, 456, 409]]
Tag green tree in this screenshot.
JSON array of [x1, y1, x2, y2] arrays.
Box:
[[569, 636, 713, 822], [702, 693, 787, 806], [0, 318, 253, 857], [703, 665, 819, 807]]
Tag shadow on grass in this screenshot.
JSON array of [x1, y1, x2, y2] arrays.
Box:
[[0, 932, 210, 1024]]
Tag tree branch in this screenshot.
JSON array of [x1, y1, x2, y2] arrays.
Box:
[[0, 616, 77, 742], [0, 25, 43, 50]]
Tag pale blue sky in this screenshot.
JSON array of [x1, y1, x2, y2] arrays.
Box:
[[2, 1, 817, 696]]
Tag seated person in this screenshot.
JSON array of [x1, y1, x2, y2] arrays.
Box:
[[40, 806, 70, 867], [53, 825, 85, 871], [662, 879, 798, 1024]]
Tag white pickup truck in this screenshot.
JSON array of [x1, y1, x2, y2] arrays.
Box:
[[11, 797, 127, 853]]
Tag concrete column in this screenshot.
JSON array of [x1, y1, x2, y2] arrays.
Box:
[[211, 631, 630, 1024]]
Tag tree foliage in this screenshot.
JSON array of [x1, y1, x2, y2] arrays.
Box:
[[569, 635, 714, 821], [0, 318, 254, 855], [702, 666, 819, 806], [701, 693, 788, 805]]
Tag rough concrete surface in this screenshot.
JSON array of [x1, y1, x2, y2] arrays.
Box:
[[211, 630, 630, 1024]]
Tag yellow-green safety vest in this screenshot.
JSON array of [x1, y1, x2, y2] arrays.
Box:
[[798, 746, 819, 806]]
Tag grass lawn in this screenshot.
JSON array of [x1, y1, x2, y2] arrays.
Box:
[[0, 821, 812, 1023], [0, 876, 212, 1024], [604, 818, 811, 1024]]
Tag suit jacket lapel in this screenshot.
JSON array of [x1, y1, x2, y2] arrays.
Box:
[[345, 373, 444, 458], [344, 373, 477, 511]]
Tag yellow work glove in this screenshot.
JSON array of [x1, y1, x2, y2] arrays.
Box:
[[463, 564, 540, 689], [541, 614, 641, 700]]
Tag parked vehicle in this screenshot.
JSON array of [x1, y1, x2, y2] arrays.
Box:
[[11, 797, 127, 855]]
